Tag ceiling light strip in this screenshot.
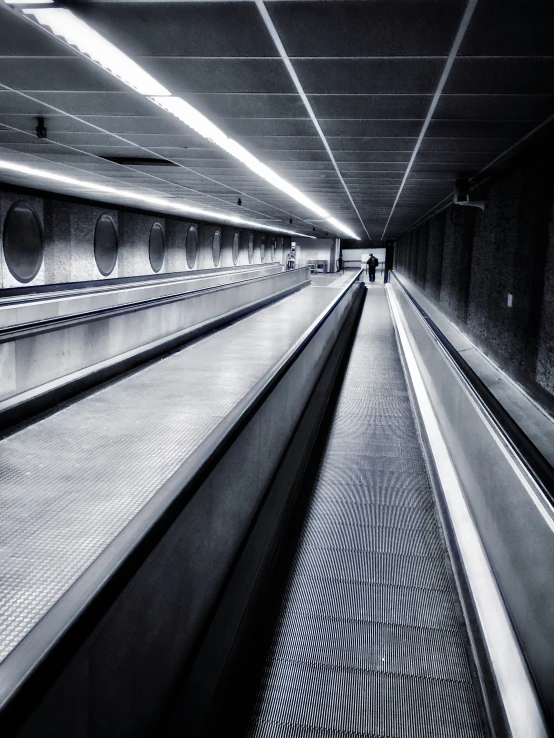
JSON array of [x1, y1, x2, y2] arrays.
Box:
[[380, 0, 479, 240], [255, 0, 367, 241], [0, 117, 293, 226], [149, 95, 330, 218], [18, 4, 355, 238], [22, 7, 168, 95], [0, 158, 313, 236]]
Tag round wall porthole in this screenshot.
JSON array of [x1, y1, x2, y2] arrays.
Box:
[[260, 236, 266, 263], [232, 232, 239, 265], [248, 234, 254, 264], [3, 201, 43, 283], [94, 214, 118, 276], [212, 230, 221, 266], [149, 222, 164, 272], [186, 226, 197, 268]]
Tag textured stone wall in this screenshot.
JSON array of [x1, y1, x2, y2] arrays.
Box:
[[0, 185, 278, 289], [439, 205, 475, 324], [416, 221, 429, 289], [394, 144, 554, 408], [425, 212, 445, 301], [537, 209, 554, 395]]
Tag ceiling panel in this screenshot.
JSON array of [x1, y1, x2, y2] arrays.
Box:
[[219, 118, 314, 136], [435, 95, 554, 121], [319, 120, 422, 137], [183, 92, 307, 119], [426, 119, 537, 138], [419, 137, 515, 153], [294, 59, 444, 95], [0, 7, 72, 56], [445, 58, 554, 95], [309, 96, 432, 119], [145, 58, 295, 94], [71, 2, 276, 58], [269, 0, 466, 57], [0, 59, 126, 93], [458, 0, 554, 56], [32, 92, 166, 117], [0, 0, 552, 241]]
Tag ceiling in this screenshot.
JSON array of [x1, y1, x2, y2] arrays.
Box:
[[0, 0, 553, 240]]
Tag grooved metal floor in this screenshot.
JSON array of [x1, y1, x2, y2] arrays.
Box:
[[0, 284, 344, 665], [248, 286, 486, 738]]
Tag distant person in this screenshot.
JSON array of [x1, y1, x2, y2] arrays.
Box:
[[367, 254, 379, 282], [337, 255, 343, 272], [286, 251, 295, 270]]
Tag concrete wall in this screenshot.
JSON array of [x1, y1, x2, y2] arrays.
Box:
[[294, 237, 336, 271], [394, 144, 554, 409], [0, 185, 284, 289], [343, 247, 386, 268]]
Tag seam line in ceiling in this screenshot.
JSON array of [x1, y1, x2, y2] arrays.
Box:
[[255, 0, 370, 240], [380, 0, 480, 240]]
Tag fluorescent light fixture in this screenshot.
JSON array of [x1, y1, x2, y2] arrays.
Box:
[[151, 97, 330, 218], [325, 217, 359, 240], [151, 97, 359, 239], [0, 159, 315, 236], [19, 6, 358, 239], [5, 1, 54, 5], [22, 7, 169, 96]]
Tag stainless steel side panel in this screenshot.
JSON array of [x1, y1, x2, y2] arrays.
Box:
[[390, 276, 554, 725]]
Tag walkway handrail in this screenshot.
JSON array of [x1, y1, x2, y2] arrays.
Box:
[[0, 267, 307, 344], [0, 262, 279, 301], [390, 270, 554, 505]]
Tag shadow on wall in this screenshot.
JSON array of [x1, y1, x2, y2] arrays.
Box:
[[393, 143, 554, 409]]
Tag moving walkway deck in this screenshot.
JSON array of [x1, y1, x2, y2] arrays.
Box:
[[0, 281, 345, 666], [246, 286, 487, 737]]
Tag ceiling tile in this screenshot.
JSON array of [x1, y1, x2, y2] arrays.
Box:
[[269, 0, 466, 56], [295, 59, 444, 94]]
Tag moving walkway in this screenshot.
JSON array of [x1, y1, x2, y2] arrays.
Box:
[[0, 273, 552, 737]]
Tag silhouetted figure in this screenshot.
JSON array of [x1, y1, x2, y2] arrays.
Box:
[[367, 253, 379, 282], [337, 255, 343, 272]]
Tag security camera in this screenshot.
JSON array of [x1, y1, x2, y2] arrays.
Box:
[[36, 116, 47, 139], [453, 177, 485, 211]]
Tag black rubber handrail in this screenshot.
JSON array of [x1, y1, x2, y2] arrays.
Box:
[[0, 268, 309, 345], [0, 262, 278, 300], [0, 270, 363, 732], [391, 271, 554, 505]]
